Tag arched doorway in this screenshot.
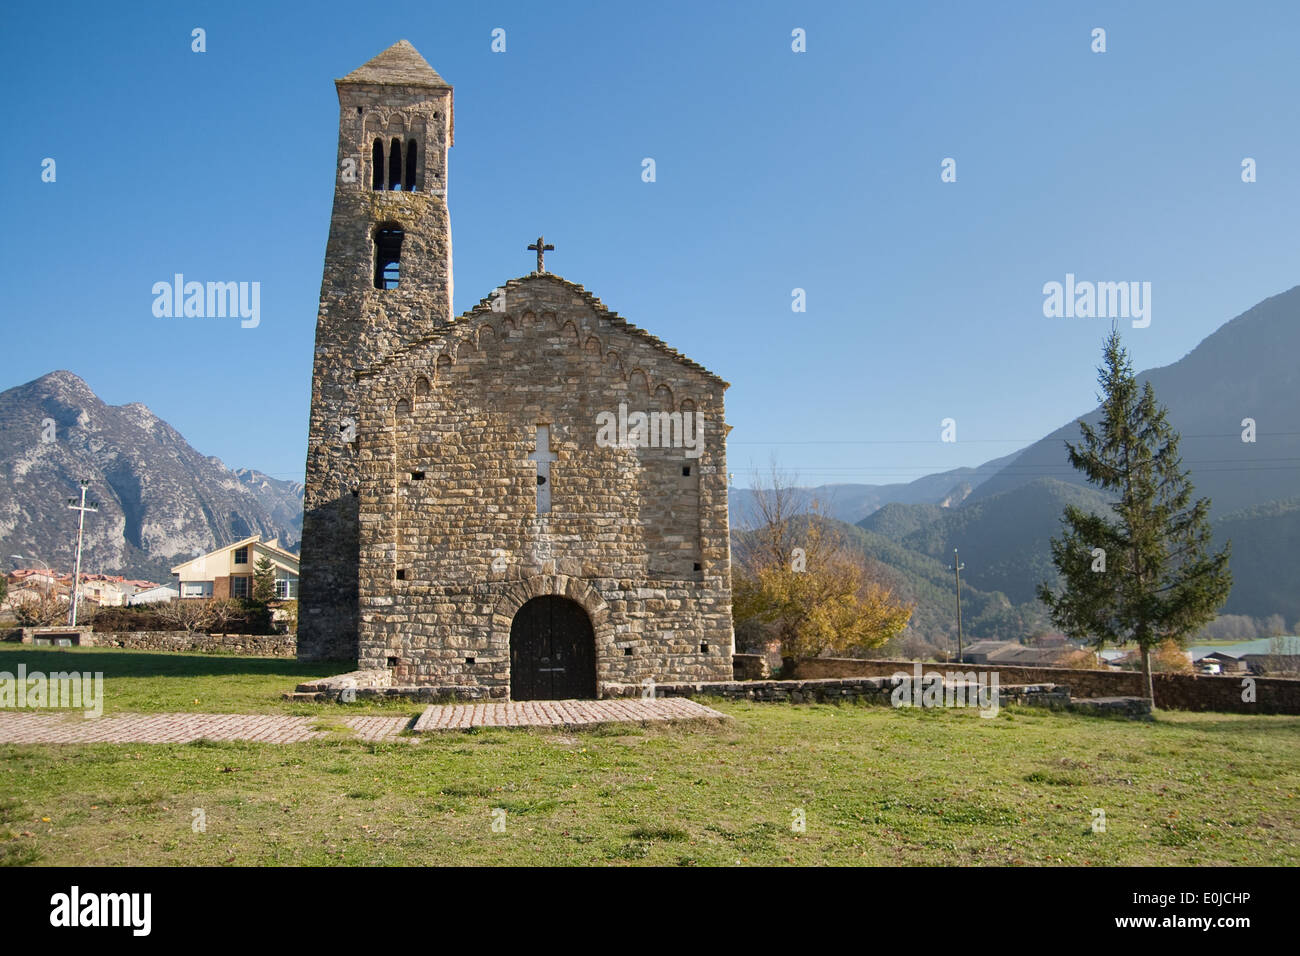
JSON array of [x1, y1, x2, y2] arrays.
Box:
[[509, 596, 597, 700]]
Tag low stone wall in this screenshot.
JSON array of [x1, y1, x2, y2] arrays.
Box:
[[601, 676, 1070, 707], [609, 676, 896, 703], [289, 673, 505, 703], [89, 630, 297, 657], [1068, 697, 1155, 718], [791, 658, 1300, 714]]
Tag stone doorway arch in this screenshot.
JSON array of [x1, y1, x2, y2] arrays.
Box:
[[491, 575, 612, 699]]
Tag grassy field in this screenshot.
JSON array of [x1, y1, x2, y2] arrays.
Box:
[[0, 644, 413, 715], [1, 645, 1297, 866]]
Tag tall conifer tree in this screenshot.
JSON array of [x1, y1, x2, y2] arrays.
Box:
[[1038, 330, 1232, 701]]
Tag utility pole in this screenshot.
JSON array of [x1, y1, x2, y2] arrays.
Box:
[[67, 481, 99, 626], [950, 548, 966, 662]]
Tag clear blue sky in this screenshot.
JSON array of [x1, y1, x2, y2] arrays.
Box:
[[3, 0, 1298, 487]]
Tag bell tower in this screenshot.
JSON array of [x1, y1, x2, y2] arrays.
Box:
[[299, 40, 454, 661]]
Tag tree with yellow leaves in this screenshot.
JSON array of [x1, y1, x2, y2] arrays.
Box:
[[733, 464, 913, 662]]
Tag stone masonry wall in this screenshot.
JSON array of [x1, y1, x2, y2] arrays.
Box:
[[792, 658, 1300, 714], [602, 676, 1068, 707], [352, 274, 735, 691], [19, 629, 296, 657], [97, 631, 296, 656], [300, 68, 454, 663]]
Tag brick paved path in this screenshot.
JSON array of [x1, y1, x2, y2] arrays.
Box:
[[346, 715, 417, 742], [0, 712, 414, 745], [412, 697, 726, 731], [0, 699, 722, 743]]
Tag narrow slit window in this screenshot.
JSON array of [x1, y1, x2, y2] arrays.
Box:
[[374, 226, 404, 289], [528, 425, 556, 514], [371, 139, 384, 190], [389, 137, 403, 190], [405, 139, 418, 191]]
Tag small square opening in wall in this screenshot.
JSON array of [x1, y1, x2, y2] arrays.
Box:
[[700, 643, 709, 654], [693, 562, 701, 572], [411, 470, 425, 480], [682, 465, 691, 477], [623, 647, 633, 656], [395, 569, 406, 581], [386, 657, 399, 668], [465, 657, 476, 665]]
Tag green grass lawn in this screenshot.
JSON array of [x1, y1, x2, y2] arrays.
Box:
[[0, 644, 414, 715], [0, 644, 1297, 866]]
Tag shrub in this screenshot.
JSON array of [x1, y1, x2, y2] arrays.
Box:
[[92, 598, 276, 635], [14, 592, 67, 627], [1152, 639, 1194, 674], [1056, 648, 1102, 669], [90, 604, 167, 632]]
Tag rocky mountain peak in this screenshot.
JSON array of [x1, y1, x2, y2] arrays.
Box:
[[0, 371, 302, 582]]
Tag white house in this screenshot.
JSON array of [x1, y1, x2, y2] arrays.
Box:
[[171, 536, 299, 601], [127, 584, 180, 605]]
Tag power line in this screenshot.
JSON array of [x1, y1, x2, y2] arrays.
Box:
[[731, 432, 1300, 444]]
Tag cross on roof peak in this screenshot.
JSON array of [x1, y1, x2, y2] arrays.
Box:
[[527, 235, 555, 273]]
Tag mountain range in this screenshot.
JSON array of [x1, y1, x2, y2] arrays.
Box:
[[0, 371, 302, 585]]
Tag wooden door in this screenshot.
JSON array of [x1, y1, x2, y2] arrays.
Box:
[[510, 596, 597, 700]]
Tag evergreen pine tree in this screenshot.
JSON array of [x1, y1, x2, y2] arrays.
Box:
[[252, 555, 277, 604], [1037, 329, 1232, 701]]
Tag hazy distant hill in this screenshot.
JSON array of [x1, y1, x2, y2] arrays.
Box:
[[861, 478, 1115, 604], [853, 483, 1300, 642], [839, 287, 1300, 633], [1212, 498, 1300, 622], [968, 285, 1300, 516], [0, 371, 302, 583], [728, 451, 1021, 528], [841, 521, 1048, 647]]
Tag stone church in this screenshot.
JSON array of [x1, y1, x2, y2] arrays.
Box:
[[298, 41, 734, 698]]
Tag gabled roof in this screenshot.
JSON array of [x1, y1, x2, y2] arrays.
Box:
[[358, 272, 729, 387], [963, 640, 1011, 654], [170, 536, 300, 575], [338, 40, 450, 90], [253, 539, 301, 565], [986, 645, 1070, 665]]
